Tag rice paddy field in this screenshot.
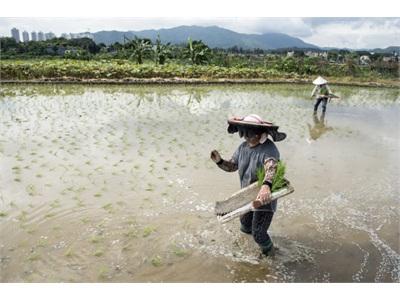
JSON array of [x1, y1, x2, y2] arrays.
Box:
[[0, 83, 398, 282]]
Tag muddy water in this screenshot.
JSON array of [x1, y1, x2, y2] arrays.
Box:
[[0, 84, 398, 282]]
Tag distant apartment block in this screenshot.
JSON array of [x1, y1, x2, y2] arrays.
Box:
[[11, 28, 20, 42], [22, 31, 30, 42], [31, 31, 38, 41], [38, 31, 45, 41]]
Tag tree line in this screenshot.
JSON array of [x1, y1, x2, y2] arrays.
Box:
[[1, 35, 398, 78]]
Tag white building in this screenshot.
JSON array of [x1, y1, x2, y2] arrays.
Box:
[[11, 28, 20, 42], [31, 31, 37, 41], [286, 51, 294, 57], [359, 55, 371, 65], [38, 31, 45, 41], [22, 31, 30, 42], [70, 32, 94, 40]]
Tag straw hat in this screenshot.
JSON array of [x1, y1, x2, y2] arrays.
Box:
[[227, 114, 286, 142], [313, 76, 328, 85]]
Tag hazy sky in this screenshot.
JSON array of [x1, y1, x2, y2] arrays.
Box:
[[1, 17, 399, 49]]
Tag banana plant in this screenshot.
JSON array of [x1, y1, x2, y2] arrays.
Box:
[[125, 36, 152, 64], [185, 37, 211, 65], [153, 34, 171, 65]]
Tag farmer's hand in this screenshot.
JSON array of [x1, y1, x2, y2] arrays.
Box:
[[253, 184, 272, 209], [210, 150, 222, 163]]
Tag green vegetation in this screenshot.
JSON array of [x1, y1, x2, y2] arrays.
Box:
[[0, 36, 398, 83], [142, 226, 156, 237], [151, 255, 163, 267], [257, 161, 286, 192]]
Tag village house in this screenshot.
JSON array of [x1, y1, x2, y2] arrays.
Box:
[[359, 55, 371, 65]]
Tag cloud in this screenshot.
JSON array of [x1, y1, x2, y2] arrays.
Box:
[[301, 18, 400, 48]]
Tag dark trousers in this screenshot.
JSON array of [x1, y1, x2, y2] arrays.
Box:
[[240, 202, 274, 249], [314, 97, 328, 113]]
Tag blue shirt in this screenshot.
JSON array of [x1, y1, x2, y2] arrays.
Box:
[[231, 139, 280, 211]]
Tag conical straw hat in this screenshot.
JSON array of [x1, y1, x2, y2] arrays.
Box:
[[313, 76, 328, 85]]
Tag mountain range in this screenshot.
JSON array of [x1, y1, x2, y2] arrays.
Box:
[[92, 25, 319, 50]]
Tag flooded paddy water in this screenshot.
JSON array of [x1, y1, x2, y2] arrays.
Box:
[[0, 83, 398, 282]]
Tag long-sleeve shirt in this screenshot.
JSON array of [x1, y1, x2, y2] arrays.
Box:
[[311, 84, 332, 98]]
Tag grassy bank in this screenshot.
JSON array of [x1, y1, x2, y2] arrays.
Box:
[[1, 59, 398, 88]]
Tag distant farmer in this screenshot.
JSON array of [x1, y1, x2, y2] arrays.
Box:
[[311, 76, 332, 113], [210, 114, 286, 256]]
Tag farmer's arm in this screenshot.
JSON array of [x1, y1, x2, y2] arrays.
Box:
[[263, 157, 278, 186], [311, 85, 318, 98], [210, 150, 238, 172], [253, 158, 278, 208]]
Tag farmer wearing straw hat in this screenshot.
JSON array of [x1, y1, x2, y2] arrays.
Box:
[[311, 76, 332, 113], [210, 114, 286, 256]]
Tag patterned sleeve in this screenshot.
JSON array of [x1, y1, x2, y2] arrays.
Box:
[[263, 157, 278, 184]]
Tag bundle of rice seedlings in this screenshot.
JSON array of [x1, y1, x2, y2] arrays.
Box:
[[256, 160, 286, 191]]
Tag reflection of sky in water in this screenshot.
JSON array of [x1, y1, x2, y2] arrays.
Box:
[[0, 84, 398, 282]]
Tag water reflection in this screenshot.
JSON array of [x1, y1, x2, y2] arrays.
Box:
[[307, 111, 333, 141]]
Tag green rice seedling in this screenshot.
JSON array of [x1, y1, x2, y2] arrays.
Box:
[[93, 249, 104, 257], [36, 174, 43, 178], [38, 238, 48, 247], [256, 161, 286, 192], [80, 217, 90, 224], [151, 255, 163, 267], [12, 166, 21, 173], [145, 183, 154, 192], [94, 193, 102, 198], [102, 203, 113, 213], [123, 228, 138, 238], [0, 211, 7, 217], [97, 266, 109, 280], [172, 246, 187, 257], [45, 212, 55, 218], [142, 226, 156, 237], [27, 253, 41, 262], [76, 200, 85, 208], [64, 248, 74, 258], [17, 211, 28, 222], [90, 235, 103, 244], [50, 200, 60, 209], [26, 184, 38, 196], [14, 178, 21, 182], [26, 228, 36, 234]]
